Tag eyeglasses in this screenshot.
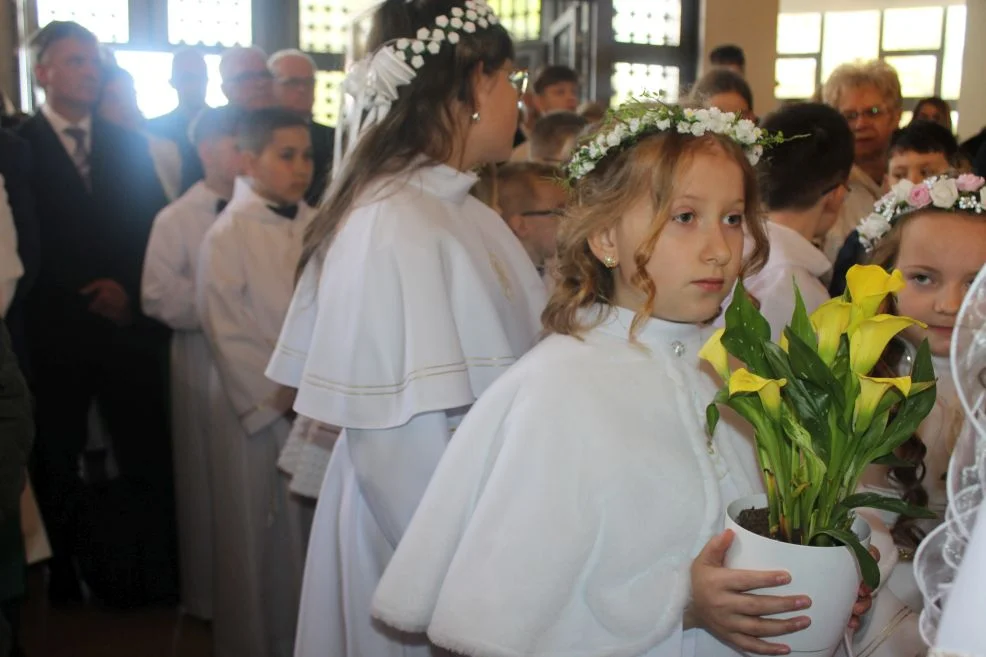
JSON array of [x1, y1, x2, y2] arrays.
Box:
[[229, 70, 274, 85], [509, 70, 529, 96], [519, 208, 565, 218], [841, 106, 886, 123]]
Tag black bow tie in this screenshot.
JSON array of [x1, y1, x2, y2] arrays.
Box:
[[215, 199, 229, 214], [268, 204, 299, 220]]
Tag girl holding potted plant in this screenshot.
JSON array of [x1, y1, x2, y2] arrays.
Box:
[[370, 100, 868, 656]]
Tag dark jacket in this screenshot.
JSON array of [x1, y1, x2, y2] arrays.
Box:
[[307, 121, 335, 207], [148, 107, 204, 195], [17, 112, 168, 356], [0, 319, 31, 521]]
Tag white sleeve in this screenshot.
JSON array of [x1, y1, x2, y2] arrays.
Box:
[[142, 209, 199, 330], [0, 174, 22, 317], [749, 267, 830, 341], [347, 411, 451, 548], [197, 225, 286, 435]]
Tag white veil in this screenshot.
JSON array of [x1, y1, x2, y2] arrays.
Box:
[[915, 264, 986, 655]]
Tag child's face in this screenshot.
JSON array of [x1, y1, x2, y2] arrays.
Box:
[[887, 149, 950, 186], [199, 135, 242, 187], [509, 180, 567, 265], [895, 212, 986, 356], [244, 126, 314, 206], [598, 148, 747, 323], [535, 81, 578, 114]]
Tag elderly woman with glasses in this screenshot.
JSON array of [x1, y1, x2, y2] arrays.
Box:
[[821, 60, 903, 262]]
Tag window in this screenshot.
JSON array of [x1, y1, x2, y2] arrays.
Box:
[[487, 0, 541, 42], [313, 70, 345, 127], [113, 50, 225, 119], [775, 5, 966, 119], [168, 0, 252, 47], [611, 63, 680, 106], [300, 0, 351, 54], [612, 0, 681, 46], [36, 0, 129, 43]]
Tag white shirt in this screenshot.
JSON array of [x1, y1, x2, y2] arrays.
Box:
[[142, 181, 226, 331], [745, 221, 832, 341], [198, 178, 314, 436], [824, 165, 884, 263], [0, 174, 22, 317], [41, 103, 92, 161], [372, 306, 761, 657]]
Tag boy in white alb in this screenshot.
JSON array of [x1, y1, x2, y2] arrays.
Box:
[[141, 106, 241, 621], [197, 107, 315, 657], [744, 103, 853, 339]]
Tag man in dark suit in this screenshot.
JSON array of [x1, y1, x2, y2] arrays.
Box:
[[268, 49, 334, 206], [148, 48, 209, 194], [18, 21, 173, 605], [0, 130, 39, 376]]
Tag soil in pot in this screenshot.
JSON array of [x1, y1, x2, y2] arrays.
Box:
[[736, 506, 770, 538]]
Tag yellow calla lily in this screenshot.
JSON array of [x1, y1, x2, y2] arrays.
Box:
[[854, 374, 912, 433], [700, 328, 730, 382], [729, 368, 788, 420], [810, 299, 854, 365], [849, 314, 926, 375], [846, 265, 905, 319]]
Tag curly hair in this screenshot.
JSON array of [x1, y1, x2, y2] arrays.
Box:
[[542, 130, 768, 340]]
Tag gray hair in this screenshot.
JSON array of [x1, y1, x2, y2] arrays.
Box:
[[219, 45, 269, 80], [267, 49, 317, 75]]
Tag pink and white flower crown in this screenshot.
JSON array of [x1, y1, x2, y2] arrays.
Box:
[[857, 174, 986, 251]]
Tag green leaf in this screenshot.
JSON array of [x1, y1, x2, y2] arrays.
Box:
[[785, 328, 845, 407], [872, 453, 916, 467], [910, 339, 936, 383], [836, 492, 938, 519], [788, 284, 818, 352], [722, 279, 771, 376], [762, 342, 832, 459], [706, 402, 721, 436], [813, 528, 881, 589]]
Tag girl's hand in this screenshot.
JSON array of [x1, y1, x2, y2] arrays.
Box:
[[848, 546, 880, 630], [688, 530, 812, 656]]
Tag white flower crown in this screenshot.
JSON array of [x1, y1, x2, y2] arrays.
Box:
[[857, 174, 986, 251], [564, 98, 786, 184], [334, 0, 499, 167]]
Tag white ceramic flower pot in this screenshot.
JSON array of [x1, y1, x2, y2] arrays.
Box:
[[724, 494, 872, 657]]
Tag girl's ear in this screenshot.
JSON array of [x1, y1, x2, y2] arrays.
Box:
[[588, 225, 619, 268]]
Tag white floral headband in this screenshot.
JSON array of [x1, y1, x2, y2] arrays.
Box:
[[564, 98, 786, 184], [857, 174, 986, 251], [333, 0, 500, 169]]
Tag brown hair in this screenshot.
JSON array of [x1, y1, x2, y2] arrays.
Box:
[[530, 111, 588, 162], [485, 162, 563, 219], [296, 0, 514, 279], [912, 97, 953, 132], [542, 130, 768, 339]]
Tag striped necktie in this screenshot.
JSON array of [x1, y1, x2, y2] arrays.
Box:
[[63, 126, 91, 189]]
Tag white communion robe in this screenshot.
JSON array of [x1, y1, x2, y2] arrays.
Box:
[[265, 162, 547, 657], [198, 179, 314, 657], [141, 181, 226, 619], [0, 173, 23, 317], [744, 221, 833, 341], [372, 305, 765, 657]]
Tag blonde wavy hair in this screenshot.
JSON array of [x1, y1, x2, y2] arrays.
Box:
[[542, 130, 769, 339], [822, 60, 903, 111]]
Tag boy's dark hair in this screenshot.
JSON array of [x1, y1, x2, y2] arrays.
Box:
[[29, 21, 98, 63], [890, 120, 959, 162], [237, 107, 310, 154], [533, 65, 579, 95], [758, 102, 854, 212], [190, 106, 244, 145], [691, 68, 754, 111], [530, 111, 588, 162], [709, 44, 745, 69]]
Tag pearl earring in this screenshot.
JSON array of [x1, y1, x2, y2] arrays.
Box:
[[603, 255, 617, 268], [471, 111, 481, 123]]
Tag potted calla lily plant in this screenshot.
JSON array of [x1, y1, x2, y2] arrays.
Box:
[[701, 264, 938, 656]]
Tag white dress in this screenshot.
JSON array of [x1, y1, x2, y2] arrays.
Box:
[[265, 163, 547, 657], [372, 306, 765, 657], [141, 181, 225, 619], [0, 173, 22, 317], [197, 179, 315, 657], [744, 221, 832, 341]]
